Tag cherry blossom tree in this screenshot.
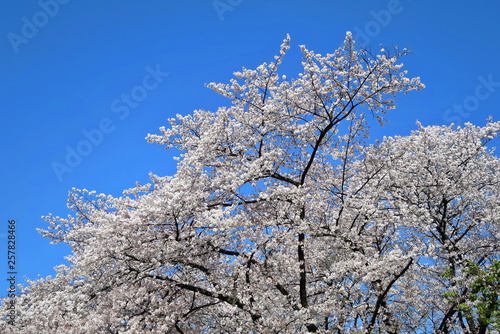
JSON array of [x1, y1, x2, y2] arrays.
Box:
[[2, 32, 499, 333]]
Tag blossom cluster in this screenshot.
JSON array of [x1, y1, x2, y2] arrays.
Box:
[[1, 33, 499, 333]]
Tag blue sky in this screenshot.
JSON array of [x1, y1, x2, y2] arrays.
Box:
[[1, 0, 500, 297]]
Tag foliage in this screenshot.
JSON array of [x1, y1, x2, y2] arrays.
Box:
[[443, 260, 500, 333], [1, 33, 499, 333]]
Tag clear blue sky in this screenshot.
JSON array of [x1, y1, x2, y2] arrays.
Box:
[[1, 0, 500, 297]]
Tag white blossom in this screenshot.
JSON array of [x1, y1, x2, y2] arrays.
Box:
[[1, 33, 498, 334]]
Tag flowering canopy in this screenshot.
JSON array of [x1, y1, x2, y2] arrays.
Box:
[[1, 33, 499, 333]]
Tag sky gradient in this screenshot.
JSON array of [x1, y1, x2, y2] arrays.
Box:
[[1, 0, 500, 297]]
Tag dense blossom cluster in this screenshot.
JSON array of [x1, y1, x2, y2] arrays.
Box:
[[1, 33, 499, 333]]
